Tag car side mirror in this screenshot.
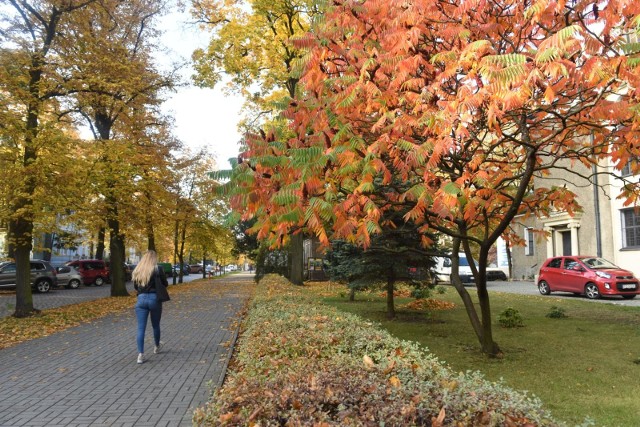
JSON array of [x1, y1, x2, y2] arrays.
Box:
[[573, 265, 584, 272]]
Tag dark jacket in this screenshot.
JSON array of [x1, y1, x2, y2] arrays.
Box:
[[134, 267, 168, 294]]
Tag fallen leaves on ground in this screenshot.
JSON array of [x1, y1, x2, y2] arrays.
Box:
[[401, 298, 456, 311], [0, 295, 136, 350], [0, 277, 251, 350]]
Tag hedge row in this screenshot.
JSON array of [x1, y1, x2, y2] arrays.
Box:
[[193, 275, 559, 426]]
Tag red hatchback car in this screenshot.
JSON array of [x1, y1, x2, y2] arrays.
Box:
[[537, 256, 639, 300], [65, 259, 110, 286]]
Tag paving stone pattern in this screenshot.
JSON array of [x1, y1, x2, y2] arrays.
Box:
[[0, 275, 253, 426]]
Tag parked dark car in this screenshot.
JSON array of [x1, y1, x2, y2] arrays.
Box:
[[0, 260, 57, 293], [173, 264, 189, 276], [65, 259, 109, 286], [55, 265, 82, 289], [126, 264, 136, 281], [537, 256, 639, 299], [486, 268, 508, 281], [189, 264, 204, 274]]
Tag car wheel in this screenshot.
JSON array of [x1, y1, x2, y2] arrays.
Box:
[[94, 277, 105, 286], [621, 294, 637, 300], [67, 279, 81, 289], [538, 280, 551, 295], [35, 280, 50, 293], [585, 283, 600, 299]]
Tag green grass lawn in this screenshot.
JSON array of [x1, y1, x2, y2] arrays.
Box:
[[318, 286, 640, 426]]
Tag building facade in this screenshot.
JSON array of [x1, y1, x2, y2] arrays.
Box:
[[510, 157, 640, 279]]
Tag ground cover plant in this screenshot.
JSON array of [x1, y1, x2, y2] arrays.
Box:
[[194, 275, 558, 426], [314, 282, 640, 426]]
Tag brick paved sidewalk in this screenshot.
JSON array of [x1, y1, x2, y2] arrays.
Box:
[[0, 274, 254, 427]]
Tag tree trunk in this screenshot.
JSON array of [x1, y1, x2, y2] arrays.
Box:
[[177, 218, 188, 284], [172, 215, 179, 285], [349, 286, 356, 301], [144, 189, 156, 252], [476, 246, 502, 357], [146, 219, 156, 252], [289, 233, 304, 285], [96, 227, 106, 259], [202, 254, 207, 279], [450, 239, 502, 357], [506, 242, 513, 280], [42, 233, 53, 261], [12, 68, 40, 317], [107, 200, 128, 297], [11, 217, 36, 317], [386, 268, 396, 319]]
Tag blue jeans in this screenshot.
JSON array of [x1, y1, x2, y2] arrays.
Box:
[[135, 293, 162, 353]]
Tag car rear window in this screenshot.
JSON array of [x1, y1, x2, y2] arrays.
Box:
[[547, 258, 562, 268]]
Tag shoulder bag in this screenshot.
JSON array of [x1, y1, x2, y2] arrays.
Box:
[[154, 268, 171, 302]]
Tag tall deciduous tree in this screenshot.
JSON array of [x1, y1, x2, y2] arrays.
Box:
[[61, 0, 176, 295], [191, 0, 321, 284], [231, 0, 640, 356], [1, 0, 96, 317]]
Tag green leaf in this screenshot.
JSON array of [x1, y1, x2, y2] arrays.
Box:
[[482, 54, 527, 66], [443, 182, 461, 196], [620, 42, 640, 55]]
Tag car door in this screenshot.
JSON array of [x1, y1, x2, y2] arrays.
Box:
[[0, 263, 17, 287], [561, 258, 584, 292], [540, 258, 563, 291], [29, 262, 40, 285], [56, 266, 71, 286]]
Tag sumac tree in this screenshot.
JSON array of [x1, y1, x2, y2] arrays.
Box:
[[230, 0, 640, 356]]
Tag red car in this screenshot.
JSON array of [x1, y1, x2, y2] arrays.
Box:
[[537, 256, 639, 300], [65, 259, 110, 286]]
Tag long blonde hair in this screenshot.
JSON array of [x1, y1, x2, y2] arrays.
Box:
[[132, 250, 158, 288]]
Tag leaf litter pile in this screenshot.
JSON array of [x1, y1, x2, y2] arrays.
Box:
[[193, 274, 558, 426]]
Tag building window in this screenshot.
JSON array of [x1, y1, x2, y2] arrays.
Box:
[[620, 158, 640, 177], [621, 208, 640, 248], [524, 228, 534, 256]]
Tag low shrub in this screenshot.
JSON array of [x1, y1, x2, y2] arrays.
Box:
[[498, 307, 525, 328], [193, 275, 557, 426], [546, 306, 568, 319], [410, 287, 431, 299]]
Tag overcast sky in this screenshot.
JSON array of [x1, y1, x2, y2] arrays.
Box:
[[157, 5, 244, 170]]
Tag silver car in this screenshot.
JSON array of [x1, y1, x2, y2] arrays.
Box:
[[55, 265, 83, 289], [0, 260, 57, 293]]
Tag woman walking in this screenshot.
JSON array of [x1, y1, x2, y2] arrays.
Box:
[[132, 250, 168, 364]]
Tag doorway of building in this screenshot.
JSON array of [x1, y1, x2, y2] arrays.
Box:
[[561, 230, 572, 255]]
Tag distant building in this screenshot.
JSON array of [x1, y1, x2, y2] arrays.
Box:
[[510, 155, 639, 279]]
